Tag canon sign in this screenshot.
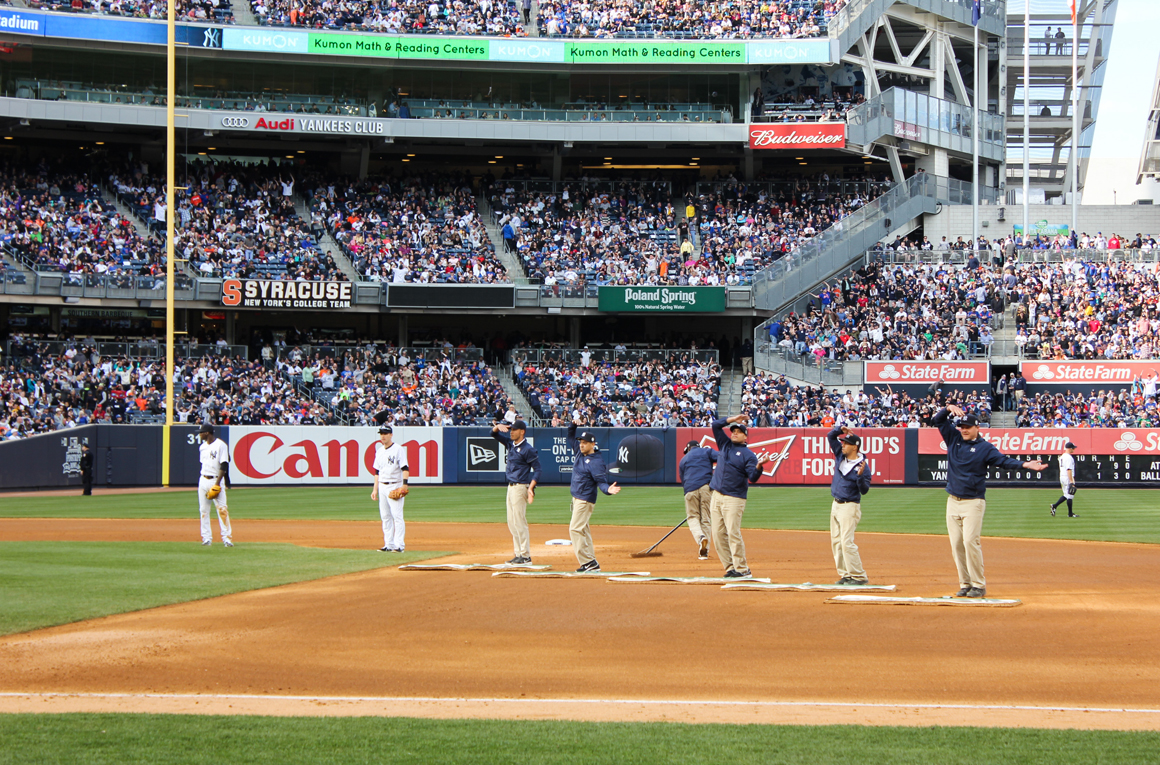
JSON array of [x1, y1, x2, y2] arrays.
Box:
[[748, 123, 846, 150], [864, 361, 990, 383], [228, 426, 442, 484]]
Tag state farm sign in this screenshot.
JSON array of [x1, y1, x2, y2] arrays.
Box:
[[748, 123, 846, 150], [1021, 361, 1160, 385], [228, 426, 443, 485], [863, 361, 990, 385]]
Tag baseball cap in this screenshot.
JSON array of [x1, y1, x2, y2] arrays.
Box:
[[1065, 441, 1077, 449], [511, 420, 528, 431], [378, 424, 393, 434], [198, 423, 214, 435], [577, 431, 597, 443], [684, 440, 701, 455], [956, 414, 980, 427], [838, 432, 862, 447], [728, 422, 748, 433], [611, 433, 664, 477]]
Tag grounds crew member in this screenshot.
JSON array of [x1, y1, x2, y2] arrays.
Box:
[[934, 405, 1046, 597], [1050, 442, 1079, 518], [492, 419, 541, 564], [370, 424, 409, 552], [709, 415, 771, 578], [679, 440, 718, 559], [197, 424, 233, 547], [826, 426, 872, 585], [568, 419, 621, 572], [80, 443, 94, 496]]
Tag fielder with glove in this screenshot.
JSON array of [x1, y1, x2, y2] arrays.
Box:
[[1050, 442, 1079, 518], [370, 424, 410, 552], [197, 424, 233, 547]]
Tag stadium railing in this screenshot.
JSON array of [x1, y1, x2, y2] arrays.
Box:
[[4, 340, 249, 360], [845, 87, 1005, 160], [513, 348, 719, 366], [829, 0, 1005, 53]]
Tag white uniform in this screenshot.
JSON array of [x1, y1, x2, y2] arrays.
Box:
[[373, 441, 408, 550], [1059, 452, 1076, 498], [198, 437, 232, 545]]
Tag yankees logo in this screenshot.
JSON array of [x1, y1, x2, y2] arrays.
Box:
[[202, 28, 221, 47]]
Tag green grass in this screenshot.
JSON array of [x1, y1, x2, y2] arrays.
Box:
[[4, 485, 1159, 544], [0, 542, 447, 636], [0, 714, 1157, 764]]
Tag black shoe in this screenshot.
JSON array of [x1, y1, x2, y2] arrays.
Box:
[[723, 569, 743, 578], [1068, 513, 1078, 518], [576, 560, 600, 573], [1049, 504, 1056, 517], [378, 546, 392, 552], [506, 556, 524, 565], [965, 587, 986, 598], [955, 587, 971, 597], [519, 556, 532, 564], [735, 570, 753, 578], [847, 579, 869, 586], [836, 577, 852, 585]]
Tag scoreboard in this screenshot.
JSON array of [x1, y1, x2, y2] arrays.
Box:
[[916, 428, 1160, 487]]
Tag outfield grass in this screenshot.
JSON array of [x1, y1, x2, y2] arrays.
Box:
[[0, 542, 447, 636], [0, 714, 1157, 765], [4, 485, 1159, 544]]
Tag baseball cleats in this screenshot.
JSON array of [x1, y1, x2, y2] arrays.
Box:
[[836, 577, 853, 585], [224, 541, 233, 548], [201, 541, 211, 546], [378, 546, 394, 553], [507, 556, 530, 565], [698, 537, 709, 559], [576, 560, 600, 573], [965, 587, 987, 598], [1049, 504, 1056, 517], [955, 586, 971, 597], [1068, 513, 1079, 518]]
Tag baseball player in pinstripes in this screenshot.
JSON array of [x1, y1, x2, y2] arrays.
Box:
[[370, 424, 409, 552], [197, 423, 232, 547], [1050, 442, 1079, 518]]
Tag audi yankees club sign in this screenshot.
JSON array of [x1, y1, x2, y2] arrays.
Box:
[[216, 114, 389, 136], [747, 123, 846, 150], [229, 426, 443, 485]]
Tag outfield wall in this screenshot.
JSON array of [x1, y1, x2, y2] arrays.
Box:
[[4, 425, 1160, 490]]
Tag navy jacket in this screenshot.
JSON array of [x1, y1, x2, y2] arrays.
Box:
[[708, 418, 764, 499], [826, 427, 872, 503], [933, 408, 1023, 499], [568, 423, 613, 503], [493, 429, 542, 485], [679, 445, 719, 494]]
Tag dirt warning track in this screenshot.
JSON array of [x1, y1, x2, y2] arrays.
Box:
[[1, 519, 1158, 730]]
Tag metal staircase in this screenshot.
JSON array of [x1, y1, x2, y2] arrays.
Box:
[[829, 0, 1005, 56]]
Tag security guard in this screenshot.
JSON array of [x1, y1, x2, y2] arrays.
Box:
[[934, 405, 1046, 597], [679, 440, 718, 559], [709, 415, 771, 578], [826, 426, 872, 584], [492, 419, 542, 564], [568, 419, 621, 572], [80, 443, 94, 496]]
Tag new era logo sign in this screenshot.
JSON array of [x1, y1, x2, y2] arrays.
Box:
[[466, 438, 501, 471]]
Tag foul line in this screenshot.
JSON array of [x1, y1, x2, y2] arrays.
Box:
[[2, 692, 1158, 716]]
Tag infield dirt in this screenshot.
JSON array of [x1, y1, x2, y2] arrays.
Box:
[[1, 519, 1158, 730]]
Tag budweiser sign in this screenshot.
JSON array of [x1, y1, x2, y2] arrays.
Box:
[[863, 361, 990, 385], [748, 123, 846, 150], [1021, 361, 1160, 385]]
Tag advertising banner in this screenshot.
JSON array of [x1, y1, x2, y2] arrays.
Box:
[[228, 426, 443, 485], [1020, 361, 1159, 391], [893, 120, 922, 141], [222, 27, 308, 53], [746, 39, 832, 64], [387, 285, 514, 309], [221, 279, 353, 309], [489, 39, 566, 63], [597, 286, 725, 313], [675, 427, 910, 485], [0, 8, 45, 36], [1012, 221, 1070, 237], [748, 123, 846, 150], [917, 428, 1160, 486], [863, 361, 991, 392], [215, 114, 388, 136], [565, 40, 744, 64]]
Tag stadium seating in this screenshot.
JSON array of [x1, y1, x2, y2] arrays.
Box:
[[25, 0, 235, 23], [1015, 386, 1160, 428], [538, 0, 843, 39], [252, 0, 524, 36]]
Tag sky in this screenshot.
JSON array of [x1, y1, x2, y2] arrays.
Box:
[[1082, 0, 1160, 204]]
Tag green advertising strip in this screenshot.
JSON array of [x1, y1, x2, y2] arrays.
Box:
[[307, 33, 488, 60], [599, 286, 726, 313], [566, 40, 745, 64]]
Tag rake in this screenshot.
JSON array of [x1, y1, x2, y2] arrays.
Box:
[[629, 518, 688, 558]]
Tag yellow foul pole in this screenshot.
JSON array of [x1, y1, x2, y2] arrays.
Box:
[[162, 0, 175, 486]]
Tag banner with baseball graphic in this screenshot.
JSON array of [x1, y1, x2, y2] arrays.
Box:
[[1020, 361, 1160, 394], [675, 427, 912, 485]]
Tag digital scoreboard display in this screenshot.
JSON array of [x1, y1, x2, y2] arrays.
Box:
[[917, 429, 1160, 487]]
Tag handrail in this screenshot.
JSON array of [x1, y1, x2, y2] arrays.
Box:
[[845, 87, 1005, 159]]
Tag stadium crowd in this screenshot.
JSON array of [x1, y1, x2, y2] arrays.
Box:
[[312, 173, 507, 284], [538, 0, 845, 39], [512, 351, 721, 427], [25, 0, 234, 23], [1014, 383, 1160, 428], [251, 0, 525, 36]]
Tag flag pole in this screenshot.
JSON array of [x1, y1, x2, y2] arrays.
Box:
[[972, 19, 979, 258], [1071, 2, 1079, 236], [1023, 0, 1030, 243]]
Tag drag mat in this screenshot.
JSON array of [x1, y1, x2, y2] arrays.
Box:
[[827, 594, 1021, 607], [723, 582, 898, 592], [491, 570, 651, 579], [399, 564, 552, 571], [608, 576, 772, 584]]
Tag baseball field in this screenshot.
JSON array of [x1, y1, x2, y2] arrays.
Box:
[[1, 484, 1159, 763]]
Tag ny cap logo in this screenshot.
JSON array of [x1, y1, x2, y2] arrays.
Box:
[[202, 28, 221, 47]]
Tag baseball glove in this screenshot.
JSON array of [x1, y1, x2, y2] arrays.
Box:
[[1067, 483, 1077, 496], [205, 485, 222, 500], [388, 486, 409, 500]]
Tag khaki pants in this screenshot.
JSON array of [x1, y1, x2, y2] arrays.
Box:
[[742, 356, 754, 375], [684, 485, 712, 545], [947, 496, 986, 589], [710, 490, 749, 574], [506, 483, 531, 557], [569, 498, 596, 565], [830, 501, 866, 581]]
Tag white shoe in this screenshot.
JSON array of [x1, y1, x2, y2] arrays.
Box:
[[201, 540, 211, 546], [224, 540, 234, 548]]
